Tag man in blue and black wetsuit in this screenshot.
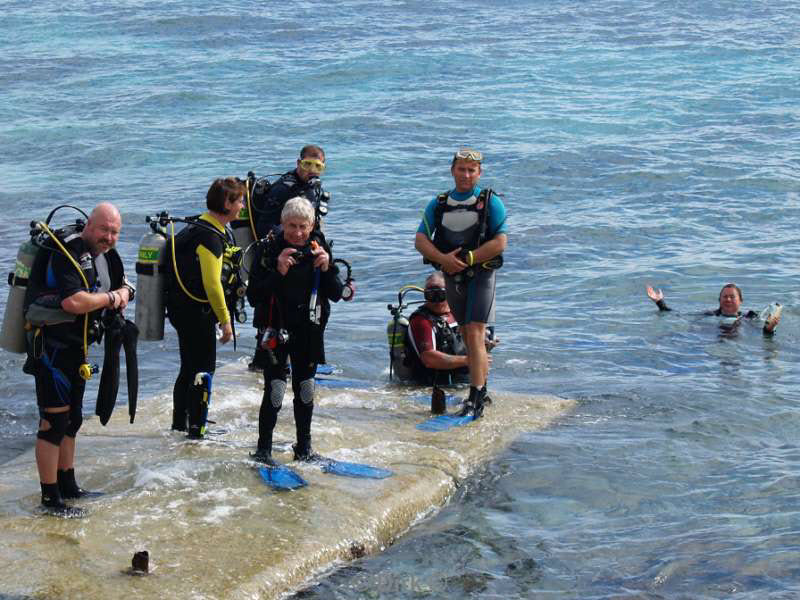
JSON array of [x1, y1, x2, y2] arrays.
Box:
[[415, 148, 508, 419], [23, 203, 133, 516]]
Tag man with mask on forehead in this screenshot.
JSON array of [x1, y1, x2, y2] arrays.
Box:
[[415, 148, 508, 419], [254, 145, 329, 239]]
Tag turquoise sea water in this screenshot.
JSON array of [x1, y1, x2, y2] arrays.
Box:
[[1, 1, 800, 597]]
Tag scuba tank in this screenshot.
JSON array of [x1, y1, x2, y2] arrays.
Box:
[[386, 285, 424, 381], [0, 238, 38, 353], [230, 179, 255, 278], [230, 208, 254, 277], [386, 315, 410, 380], [143, 211, 247, 342], [231, 172, 274, 280], [20, 206, 98, 381], [134, 215, 169, 341]]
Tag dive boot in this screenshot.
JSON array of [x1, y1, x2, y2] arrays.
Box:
[[40, 483, 86, 518], [292, 443, 323, 462], [186, 425, 204, 440], [480, 385, 493, 406], [250, 448, 277, 466], [57, 468, 99, 499], [171, 412, 187, 432], [458, 387, 484, 420]]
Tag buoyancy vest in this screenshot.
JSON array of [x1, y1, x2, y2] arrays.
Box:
[[23, 227, 123, 346], [431, 188, 493, 255], [403, 305, 467, 384], [165, 216, 241, 310], [246, 230, 340, 329], [256, 170, 330, 236]]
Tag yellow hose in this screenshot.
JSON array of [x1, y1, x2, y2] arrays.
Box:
[[36, 222, 92, 379], [246, 179, 257, 241], [169, 220, 208, 304]]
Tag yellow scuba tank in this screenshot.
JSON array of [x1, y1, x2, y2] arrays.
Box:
[[386, 315, 408, 360], [386, 314, 412, 380], [0, 238, 38, 353], [386, 285, 424, 380], [134, 218, 169, 341]]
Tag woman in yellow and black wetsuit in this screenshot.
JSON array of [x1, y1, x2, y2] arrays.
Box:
[[166, 178, 244, 438]]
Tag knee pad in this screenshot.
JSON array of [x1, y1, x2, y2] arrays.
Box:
[[269, 379, 287, 409], [37, 410, 68, 446], [298, 378, 315, 405], [65, 404, 83, 437]]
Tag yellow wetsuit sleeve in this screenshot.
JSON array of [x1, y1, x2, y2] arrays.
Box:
[[196, 244, 230, 325]]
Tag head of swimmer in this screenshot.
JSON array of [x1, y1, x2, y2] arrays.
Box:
[[718, 283, 743, 317], [206, 177, 245, 224], [451, 147, 482, 194], [423, 272, 450, 315], [82, 202, 121, 256], [296, 145, 326, 183], [281, 196, 315, 248]]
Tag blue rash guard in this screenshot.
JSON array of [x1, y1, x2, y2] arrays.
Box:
[[417, 186, 508, 326], [417, 186, 507, 242]]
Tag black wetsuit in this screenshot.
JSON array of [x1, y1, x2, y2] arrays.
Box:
[[254, 170, 328, 238], [24, 233, 125, 431], [246, 231, 343, 456], [251, 170, 330, 369], [165, 216, 232, 432], [654, 300, 774, 335]]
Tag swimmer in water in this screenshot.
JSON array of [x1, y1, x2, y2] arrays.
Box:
[[646, 283, 782, 335]]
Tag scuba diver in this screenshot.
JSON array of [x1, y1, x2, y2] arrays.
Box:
[[253, 144, 330, 238], [165, 177, 246, 439], [392, 272, 470, 385], [248, 144, 332, 371], [388, 273, 497, 413], [646, 283, 782, 335], [246, 196, 344, 465], [414, 147, 508, 419], [21, 203, 133, 516]]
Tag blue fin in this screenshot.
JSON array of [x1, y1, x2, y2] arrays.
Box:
[[258, 465, 308, 490], [314, 376, 369, 389], [319, 458, 393, 479], [416, 413, 475, 432], [316, 363, 335, 375]]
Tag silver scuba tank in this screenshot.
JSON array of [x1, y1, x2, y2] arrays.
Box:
[[0, 239, 38, 353], [134, 224, 168, 341], [230, 204, 255, 279]]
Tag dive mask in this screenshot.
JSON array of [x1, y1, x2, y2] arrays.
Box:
[[299, 158, 325, 174], [424, 287, 447, 303], [454, 148, 483, 162]]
